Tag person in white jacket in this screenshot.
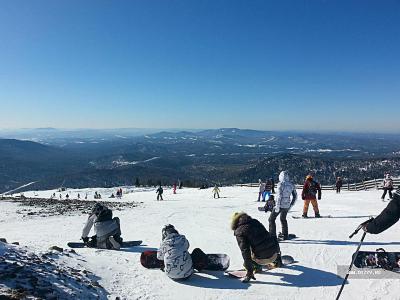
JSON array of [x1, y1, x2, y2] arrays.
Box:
[[81, 203, 123, 249], [157, 225, 194, 280], [268, 171, 297, 240]]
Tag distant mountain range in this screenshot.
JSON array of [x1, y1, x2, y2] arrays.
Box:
[[1, 128, 399, 193]]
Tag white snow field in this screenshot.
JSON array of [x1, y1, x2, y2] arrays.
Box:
[[1, 186, 400, 300]]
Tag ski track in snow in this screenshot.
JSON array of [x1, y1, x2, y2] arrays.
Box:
[[1, 187, 400, 299]]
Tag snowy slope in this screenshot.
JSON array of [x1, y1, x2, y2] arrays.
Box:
[[1, 187, 399, 300]]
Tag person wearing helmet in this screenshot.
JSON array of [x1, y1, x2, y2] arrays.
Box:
[[269, 171, 297, 239], [231, 212, 281, 282], [301, 175, 321, 218], [157, 225, 194, 280], [81, 203, 123, 249]]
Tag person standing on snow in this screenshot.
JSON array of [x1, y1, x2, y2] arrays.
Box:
[[336, 177, 343, 193], [301, 175, 321, 218], [258, 179, 266, 202], [361, 188, 400, 234], [263, 178, 274, 201], [269, 171, 297, 240], [173, 183, 177, 194], [156, 185, 164, 201], [231, 212, 282, 282], [213, 185, 220, 199], [81, 203, 123, 249], [381, 174, 394, 200]]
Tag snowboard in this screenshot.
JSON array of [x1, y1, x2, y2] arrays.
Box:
[[278, 233, 297, 241], [292, 215, 332, 219], [353, 249, 400, 271], [225, 255, 295, 279], [67, 240, 142, 249], [140, 250, 230, 271]]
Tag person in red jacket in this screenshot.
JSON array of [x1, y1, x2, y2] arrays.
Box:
[[301, 175, 321, 218]]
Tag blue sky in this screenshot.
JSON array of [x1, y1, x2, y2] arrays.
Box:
[[0, 1, 399, 132]]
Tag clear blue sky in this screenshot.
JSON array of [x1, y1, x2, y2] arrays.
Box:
[[0, 1, 399, 132]]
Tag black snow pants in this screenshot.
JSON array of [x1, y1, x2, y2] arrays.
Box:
[[381, 188, 393, 200], [269, 208, 289, 238]]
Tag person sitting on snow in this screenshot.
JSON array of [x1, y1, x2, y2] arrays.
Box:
[[81, 203, 123, 249], [231, 212, 282, 282], [362, 188, 400, 234]]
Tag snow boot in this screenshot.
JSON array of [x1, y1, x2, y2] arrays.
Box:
[[302, 213, 308, 218], [278, 232, 288, 241], [109, 236, 121, 250], [315, 213, 321, 218]]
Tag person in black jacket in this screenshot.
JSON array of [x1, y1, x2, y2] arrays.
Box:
[[362, 189, 400, 234], [231, 212, 281, 282]]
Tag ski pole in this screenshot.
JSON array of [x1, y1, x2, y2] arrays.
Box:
[[335, 230, 366, 300]]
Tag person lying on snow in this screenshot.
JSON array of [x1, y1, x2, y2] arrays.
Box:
[[157, 224, 209, 281], [362, 188, 400, 234], [81, 203, 123, 249], [231, 212, 282, 282]]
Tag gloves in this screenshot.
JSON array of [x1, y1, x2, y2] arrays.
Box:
[[274, 206, 280, 213], [361, 218, 374, 233], [82, 237, 89, 244]]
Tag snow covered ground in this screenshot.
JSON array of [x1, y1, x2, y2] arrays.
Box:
[[1, 186, 400, 299]]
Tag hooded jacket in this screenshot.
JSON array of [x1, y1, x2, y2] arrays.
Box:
[[231, 213, 279, 271], [157, 233, 194, 280], [383, 176, 393, 189], [366, 192, 400, 234], [275, 171, 297, 212], [302, 178, 321, 200]]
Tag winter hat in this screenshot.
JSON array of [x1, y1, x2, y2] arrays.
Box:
[[306, 175, 313, 180], [231, 212, 246, 230], [162, 224, 178, 240]]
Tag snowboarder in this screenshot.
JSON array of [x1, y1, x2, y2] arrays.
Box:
[[157, 225, 194, 280], [81, 203, 123, 249], [301, 175, 321, 218], [362, 188, 400, 234], [213, 185, 220, 199], [173, 183, 177, 194], [156, 185, 164, 201], [336, 177, 343, 193], [381, 174, 394, 200], [269, 171, 297, 239], [263, 178, 274, 201], [231, 212, 282, 282], [257, 179, 265, 201]]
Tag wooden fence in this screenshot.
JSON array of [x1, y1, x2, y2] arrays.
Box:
[[237, 178, 400, 191]]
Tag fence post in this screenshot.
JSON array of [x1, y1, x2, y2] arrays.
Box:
[[347, 183, 350, 191], [362, 180, 366, 191], [374, 179, 377, 190]]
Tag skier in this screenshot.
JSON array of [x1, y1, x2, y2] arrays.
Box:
[[257, 179, 265, 202], [362, 188, 400, 234], [301, 175, 321, 218], [157, 225, 209, 280], [173, 183, 177, 194], [81, 203, 123, 249], [336, 177, 343, 193], [156, 185, 164, 201], [269, 171, 297, 239], [231, 212, 282, 282], [212, 185, 220, 199], [263, 178, 273, 201], [381, 174, 394, 200]]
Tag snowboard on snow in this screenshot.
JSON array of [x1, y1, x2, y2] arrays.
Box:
[[140, 250, 230, 271], [292, 215, 332, 219], [225, 255, 295, 280], [67, 240, 142, 249], [353, 248, 400, 272]]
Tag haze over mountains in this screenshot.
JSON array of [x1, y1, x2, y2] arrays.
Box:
[[1, 128, 399, 193]]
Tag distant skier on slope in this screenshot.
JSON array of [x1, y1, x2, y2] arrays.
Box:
[[258, 179, 265, 202], [381, 174, 394, 200], [231, 212, 282, 282], [81, 203, 123, 249], [269, 171, 297, 239], [362, 188, 400, 234], [336, 177, 343, 193], [301, 175, 321, 218], [156, 185, 164, 201], [213, 185, 220, 199], [173, 183, 177, 194]]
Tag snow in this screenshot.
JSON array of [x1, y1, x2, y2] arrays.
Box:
[[1, 187, 400, 299]]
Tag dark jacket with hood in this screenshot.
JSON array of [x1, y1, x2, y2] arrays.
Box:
[[366, 192, 400, 234], [231, 213, 279, 271]]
